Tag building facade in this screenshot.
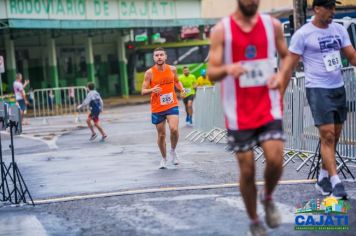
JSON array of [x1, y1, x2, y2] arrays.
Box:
[[0, 0, 215, 97], [0, 0, 355, 97]]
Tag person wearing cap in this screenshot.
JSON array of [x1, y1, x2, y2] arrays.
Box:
[[273, 0, 356, 199], [196, 69, 213, 87]]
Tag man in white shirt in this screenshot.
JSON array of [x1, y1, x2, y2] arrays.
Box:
[[13, 73, 29, 125], [274, 0, 356, 199]]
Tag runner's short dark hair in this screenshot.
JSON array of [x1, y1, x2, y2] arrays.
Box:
[[154, 47, 166, 53], [87, 82, 95, 90]]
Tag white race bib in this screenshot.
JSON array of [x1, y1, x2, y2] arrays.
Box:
[[185, 88, 192, 94], [323, 51, 342, 72], [160, 93, 174, 105], [239, 59, 275, 88]]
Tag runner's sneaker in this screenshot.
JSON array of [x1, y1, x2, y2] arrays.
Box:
[[188, 116, 193, 126], [159, 158, 167, 169], [331, 183, 348, 200], [89, 133, 97, 141], [315, 177, 332, 196], [247, 222, 267, 236], [260, 192, 281, 228], [170, 150, 179, 165], [186, 116, 190, 126], [100, 135, 108, 142]]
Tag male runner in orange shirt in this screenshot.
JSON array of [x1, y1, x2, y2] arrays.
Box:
[[141, 47, 185, 169]]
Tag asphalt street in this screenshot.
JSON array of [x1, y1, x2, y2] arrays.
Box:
[[0, 103, 355, 236]]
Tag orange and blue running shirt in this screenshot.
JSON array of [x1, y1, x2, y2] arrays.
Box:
[[150, 65, 178, 113], [221, 14, 282, 131]]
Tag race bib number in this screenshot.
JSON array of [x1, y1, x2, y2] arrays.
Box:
[[185, 88, 191, 94], [239, 59, 275, 88], [323, 51, 342, 72], [160, 93, 174, 105]]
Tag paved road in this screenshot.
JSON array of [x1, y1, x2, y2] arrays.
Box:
[[0, 103, 355, 236]]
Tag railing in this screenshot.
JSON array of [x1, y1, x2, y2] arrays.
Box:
[[187, 67, 356, 174], [0, 94, 16, 102], [285, 67, 356, 173], [185, 85, 226, 144], [33, 87, 88, 118]]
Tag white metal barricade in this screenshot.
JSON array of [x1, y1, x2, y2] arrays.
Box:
[[33, 86, 88, 119], [190, 67, 356, 176]]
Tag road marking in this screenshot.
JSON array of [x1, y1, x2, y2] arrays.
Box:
[[143, 194, 221, 202], [216, 196, 296, 224], [108, 203, 192, 232], [34, 179, 316, 205], [0, 131, 59, 150], [20, 133, 59, 150], [0, 215, 48, 236]]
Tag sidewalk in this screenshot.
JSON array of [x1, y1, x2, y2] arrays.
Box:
[[24, 95, 150, 117], [102, 95, 150, 108]]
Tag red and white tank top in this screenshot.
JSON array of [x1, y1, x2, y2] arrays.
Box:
[[221, 14, 282, 131]]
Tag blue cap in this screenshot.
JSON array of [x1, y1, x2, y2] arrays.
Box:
[[201, 69, 206, 76]]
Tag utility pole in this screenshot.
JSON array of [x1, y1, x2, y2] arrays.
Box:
[[293, 0, 307, 31], [291, 0, 307, 72]]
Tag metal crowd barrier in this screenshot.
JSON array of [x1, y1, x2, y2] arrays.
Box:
[[187, 67, 356, 174], [284, 67, 356, 172], [0, 94, 16, 102], [185, 85, 226, 144], [33, 86, 88, 119]]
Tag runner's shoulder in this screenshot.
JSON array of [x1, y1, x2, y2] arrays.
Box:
[[144, 68, 153, 80], [211, 20, 224, 41], [145, 68, 153, 75], [269, 16, 282, 29], [169, 65, 177, 72]]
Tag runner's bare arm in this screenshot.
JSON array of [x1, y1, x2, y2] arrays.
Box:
[[273, 18, 288, 65], [77, 93, 91, 109], [273, 52, 300, 96], [207, 23, 226, 82], [267, 18, 290, 95], [208, 22, 246, 81], [141, 69, 161, 95], [268, 18, 301, 94], [342, 45, 356, 66], [23, 79, 30, 88], [171, 66, 184, 92]]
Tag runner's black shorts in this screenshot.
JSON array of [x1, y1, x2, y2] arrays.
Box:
[[183, 95, 195, 104], [306, 86, 347, 126], [227, 120, 285, 153]]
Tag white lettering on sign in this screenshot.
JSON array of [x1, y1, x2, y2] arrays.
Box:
[[3, 0, 200, 20], [119, 0, 175, 19]]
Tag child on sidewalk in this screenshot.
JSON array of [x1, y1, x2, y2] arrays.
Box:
[[77, 82, 107, 141]]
